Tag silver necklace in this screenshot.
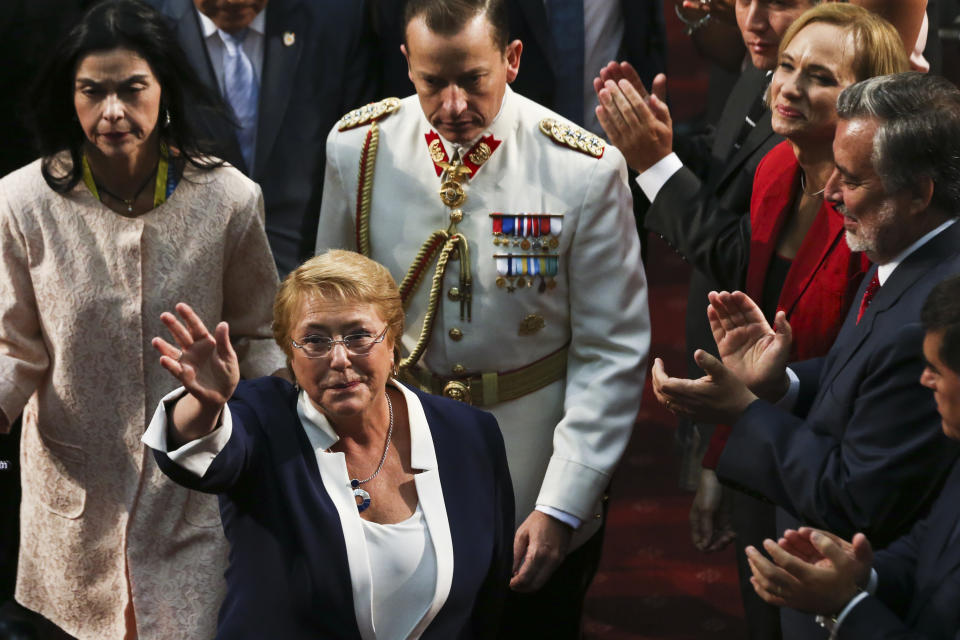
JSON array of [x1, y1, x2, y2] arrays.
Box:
[[799, 170, 825, 199], [350, 392, 394, 513]]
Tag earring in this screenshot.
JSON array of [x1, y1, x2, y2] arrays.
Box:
[[164, 108, 171, 128]]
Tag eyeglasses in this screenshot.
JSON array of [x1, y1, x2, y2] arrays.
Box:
[[291, 326, 389, 359]]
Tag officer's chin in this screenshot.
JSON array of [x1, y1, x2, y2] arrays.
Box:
[[435, 121, 483, 144]]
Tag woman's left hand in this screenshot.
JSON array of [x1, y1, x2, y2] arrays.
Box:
[[153, 302, 239, 409]]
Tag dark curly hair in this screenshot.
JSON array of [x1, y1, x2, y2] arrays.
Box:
[[922, 275, 960, 375], [28, 0, 231, 192]]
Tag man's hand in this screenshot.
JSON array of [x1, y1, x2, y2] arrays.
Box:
[[651, 350, 758, 424], [593, 61, 672, 173], [745, 529, 874, 615], [680, 0, 736, 23], [708, 291, 792, 402], [510, 510, 574, 592], [690, 468, 736, 551]]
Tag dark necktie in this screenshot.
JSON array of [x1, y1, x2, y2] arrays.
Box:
[[856, 273, 881, 324], [546, 0, 585, 125]]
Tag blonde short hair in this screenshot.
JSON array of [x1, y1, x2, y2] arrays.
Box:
[[779, 3, 909, 82], [273, 250, 404, 363]]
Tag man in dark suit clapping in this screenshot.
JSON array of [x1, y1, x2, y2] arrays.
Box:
[[652, 71, 960, 639], [746, 273, 960, 640]]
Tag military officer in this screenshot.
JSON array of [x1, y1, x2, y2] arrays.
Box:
[[315, 0, 649, 635]]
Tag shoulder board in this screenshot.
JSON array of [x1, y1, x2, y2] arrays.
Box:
[[538, 118, 604, 158], [337, 98, 402, 131]]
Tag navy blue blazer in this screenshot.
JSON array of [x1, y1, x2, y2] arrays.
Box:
[[507, 0, 666, 115], [838, 461, 960, 639], [154, 378, 514, 640], [147, 0, 378, 274], [718, 222, 960, 547]]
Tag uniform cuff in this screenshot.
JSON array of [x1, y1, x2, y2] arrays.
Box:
[[537, 456, 609, 522], [634, 152, 682, 202], [141, 387, 232, 477], [536, 505, 582, 530]]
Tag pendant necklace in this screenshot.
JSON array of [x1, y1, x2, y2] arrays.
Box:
[[81, 144, 170, 213], [95, 170, 157, 213], [799, 170, 825, 199], [349, 392, 394, 513]]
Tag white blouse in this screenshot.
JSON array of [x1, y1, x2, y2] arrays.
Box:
[[361, 505, 437, 639]]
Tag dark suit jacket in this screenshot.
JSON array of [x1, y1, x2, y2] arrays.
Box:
[[838, 461, 960, 639], [507, 0, 666, 112], [644, 66, 780, 383], [148, 0, 377, 274], [717, 222, 960, 548], [154, 378, 514, 640]]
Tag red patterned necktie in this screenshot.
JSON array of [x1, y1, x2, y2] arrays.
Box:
[[856, 273, 881, 324]]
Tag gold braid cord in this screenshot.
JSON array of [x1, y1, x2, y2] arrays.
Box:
[[354, 121, 379, 256], [398, 230, 449, 307], [399, 234, 461, 371]]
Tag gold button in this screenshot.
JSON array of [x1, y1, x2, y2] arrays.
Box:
[[448, 328, 463, 341], [448, 287, 461, 301], [452, 364, 466, 375]]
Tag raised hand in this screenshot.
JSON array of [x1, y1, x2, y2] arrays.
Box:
[[745, 529, 873, 614], [708, 291, 792, 402], [680, 0, 736, 23], [153, 302, 239, 409], [593, 61, 671, 173]]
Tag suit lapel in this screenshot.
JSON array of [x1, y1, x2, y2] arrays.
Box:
[[820, 222, 960, 390], [254, 0, 304, 178], [913, 470, 960, 608], [165, 0, 245, 170], [719, 111, 774, 188], [712, 67, 767, 162], [166, 0, 218, 89]]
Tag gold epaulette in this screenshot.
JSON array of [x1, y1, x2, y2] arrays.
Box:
[[538, 118, 605, 158], [337, 97, 401, 131]]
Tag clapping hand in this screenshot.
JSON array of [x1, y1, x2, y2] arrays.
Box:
[[651, 348, 757, 424], [593, 61, 671, 173], [746, 528, 873, 614], [679, 0, 736, 23], [708, 291, 792, 402], [153, 303, 239, 410]]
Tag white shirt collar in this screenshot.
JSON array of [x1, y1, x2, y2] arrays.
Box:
[[877, 219, 956, 285], [296, 379, 437, 471], [195, 7, 266, 40]]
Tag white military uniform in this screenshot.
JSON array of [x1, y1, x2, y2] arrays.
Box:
[[316, 86, 649, 548]]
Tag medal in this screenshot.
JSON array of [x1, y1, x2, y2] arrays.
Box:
[[440, 180, 467, 208]]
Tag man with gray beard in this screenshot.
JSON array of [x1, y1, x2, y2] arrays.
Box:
[[651, 71, 960, 638]]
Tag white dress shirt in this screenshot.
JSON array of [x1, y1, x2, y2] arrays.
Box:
[[194, 8, 266, 94]]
